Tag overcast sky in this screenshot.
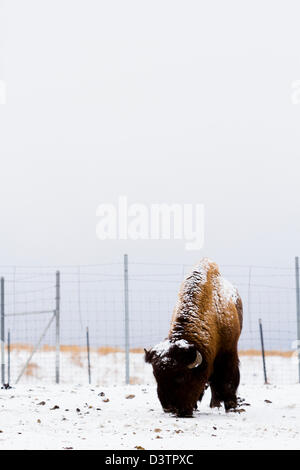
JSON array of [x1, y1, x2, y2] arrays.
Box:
[[0, 0, 300, 268]]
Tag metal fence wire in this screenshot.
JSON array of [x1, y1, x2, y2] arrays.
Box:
[[0, 256, 300, 387]]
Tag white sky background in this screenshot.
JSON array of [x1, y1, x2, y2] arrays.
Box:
[[0, 1, 300, 268]]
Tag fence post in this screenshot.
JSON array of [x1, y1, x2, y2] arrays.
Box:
[[248, 266, 252, 332], [259, 318, 268, 384], [86, 327, 91, 385], [7, 329, 10, 385], [55, 271, 60, 384], [295, 256, 300, 383], [124, 254, 130, 385], [1, 278, 4, 386]]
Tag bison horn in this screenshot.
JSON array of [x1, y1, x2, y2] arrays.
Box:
[[187, 350, 202, 369]]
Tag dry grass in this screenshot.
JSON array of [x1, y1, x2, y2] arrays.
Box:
[[70, 352, 84, 368], [24, 362, 39, 377], [8, 343, 34, 352], [239, 349, 293, 358], [129, 376, 142, 385], [5, 344, 294, 358], [97, 346, 123, 355]]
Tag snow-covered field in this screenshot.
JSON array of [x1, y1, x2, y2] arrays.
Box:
[[0, 351, 299, 450], [0, 382, 299, 450]]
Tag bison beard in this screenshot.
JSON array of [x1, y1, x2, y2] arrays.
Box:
[[144, 258, 243, 417]]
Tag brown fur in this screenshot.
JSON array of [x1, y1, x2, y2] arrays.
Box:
[[170, 259, 242, 377], [145, 258, 243, 417]]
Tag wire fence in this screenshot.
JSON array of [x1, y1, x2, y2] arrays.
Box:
[[0, 257, 299, 387]]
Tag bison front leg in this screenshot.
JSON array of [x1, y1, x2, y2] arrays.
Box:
[[193, 390, 204, 410], [223, 354, 240, 412], [209, 352, 240, 412]]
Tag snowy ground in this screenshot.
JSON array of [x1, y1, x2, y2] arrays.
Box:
[[1, 351, 299, 449], [0, 382, 299, 450]]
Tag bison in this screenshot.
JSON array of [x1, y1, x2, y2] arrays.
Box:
[[144, 258, 243, 417]]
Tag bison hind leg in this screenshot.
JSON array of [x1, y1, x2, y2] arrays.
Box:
[[224, 398, 238, 412], [210, 395, 222, 409], [210, 352, 240, 412], [209, 384, 222, 408]]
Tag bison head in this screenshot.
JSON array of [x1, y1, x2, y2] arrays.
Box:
[[144, 339, 205, 417]]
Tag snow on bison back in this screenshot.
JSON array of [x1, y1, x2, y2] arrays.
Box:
[[145, 258, 243, 417]]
